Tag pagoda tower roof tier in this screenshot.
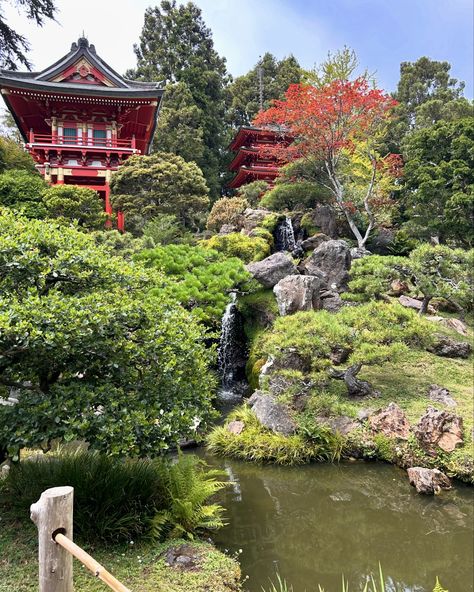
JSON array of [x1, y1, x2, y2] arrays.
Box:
[[227, 165, 279, 189]]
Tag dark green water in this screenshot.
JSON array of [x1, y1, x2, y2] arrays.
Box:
[[201, 454, 474, 592]]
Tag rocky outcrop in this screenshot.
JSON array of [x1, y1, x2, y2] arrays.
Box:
[[369, 402, 411, 440], [312, 204, 339, 238], [219, 224, 237, 235], [407, 467, 452, 495], [398, 295, 436, 314], [320, 290, 344, 313], [246, 252, 297, 288], [301, 240, 351, 291], [350, 247, 371, 260], [426, 316, 468, 336], [247, 390, 296, 436], [368, 227, 396, 255], [240, 208, 272, 232], [428, 335, 472, 359], [273, 275, 322, 315], [316, 415, 358, 436], [415, 406, 463, 454], [428, 384, 457, 408], [300, 233, 330, 251]]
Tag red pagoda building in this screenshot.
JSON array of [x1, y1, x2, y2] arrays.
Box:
[[0, 37, 164, 230], [228, 125, 291, 189]]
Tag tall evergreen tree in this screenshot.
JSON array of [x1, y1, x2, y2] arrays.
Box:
[[227, 53, 302, 129], [128, 1, 229, 197]]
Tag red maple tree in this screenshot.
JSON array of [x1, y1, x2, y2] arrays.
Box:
[[254, 78, 400, 248]]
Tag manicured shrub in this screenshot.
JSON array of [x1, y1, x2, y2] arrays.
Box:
[[344, 254, 410, 302], [136, 244, 250, 325], [206, 196, 249, 231], [236, 180, 270, 206], [142, 214, 193, 245], [260, 181, 330, 211], [0, 169, 47, 218], [202, 232, 270, 263], [42, 184, 106, 229]]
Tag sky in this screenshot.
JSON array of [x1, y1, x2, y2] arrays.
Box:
[[1, 0, 473, 96]]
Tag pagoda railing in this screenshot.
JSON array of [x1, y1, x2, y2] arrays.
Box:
[[27, 131, 136, 150]]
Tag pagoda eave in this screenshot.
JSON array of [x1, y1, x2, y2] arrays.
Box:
[[228, 166, 279, 189]]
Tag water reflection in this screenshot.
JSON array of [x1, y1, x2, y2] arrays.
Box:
[[200, 454, 474, 592]]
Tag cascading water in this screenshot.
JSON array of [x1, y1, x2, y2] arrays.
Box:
[[274, 216, 296, 252], [217, 293, 247, 405]]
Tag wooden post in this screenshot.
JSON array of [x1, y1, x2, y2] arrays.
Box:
[[30, 486, 74, 592]]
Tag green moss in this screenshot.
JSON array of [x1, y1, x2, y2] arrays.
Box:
[[259, 213, 282, 232]]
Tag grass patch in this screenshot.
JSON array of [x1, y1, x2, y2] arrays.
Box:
[[0, 504, 241, 592]]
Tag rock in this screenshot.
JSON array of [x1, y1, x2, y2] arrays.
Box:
[[399, 295, 436, 314], [320, 291, 344, 313], [426, 316, 468, 336], [415, 406, 464, 454], [316, 415, 358, 436], [273, 275, 322, 315], [312, 204, 339, 238], [389, 279, 409, 296], [407, 467, 452, 495], [301, 240, 351, 291], [369, 403, 411, 440], [227, 420, 245, 435], [164, 544, 201, 570], [300, 232, 331, 251], [258, 351, 311, 386], [241, 208, 272, 232], [350, 247, 372, 260], [248, 390, 296, 436], [219, 224, 237, 235], [368, 227, 396, 255], [356, 408, 374, 422], [428, 384, 457, 408], [428, 335, 472, 358], [246, 252, 297, 289], [329, 346, 350, 365]]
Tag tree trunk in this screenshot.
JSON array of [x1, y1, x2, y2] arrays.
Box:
[[419, 295, 432, 316], [330, 363, 380, 397]]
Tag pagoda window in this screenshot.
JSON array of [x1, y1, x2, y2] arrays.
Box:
[[93, 128, 107, 146], [90, 159, 103, 167], [63, 127, 77, 145], [67, 159, 79, 166]]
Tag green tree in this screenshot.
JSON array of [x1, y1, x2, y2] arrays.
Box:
[[402, 118, 474, 246], [227, 52, 302, 128], [0, 168, 46, 217], [128, 0, 229, 196], [142, 214, 192, 245], [153, 82, 205, 162], [0, 210, 216, 458], [385, 57, 469, 152], [206, 195, 249, 232], [0, 0, 56, 69], [110, 152, 210, 235], [0, 136, 36, 172], [303, 46, 373, 87], [42, 184, 106, 230]]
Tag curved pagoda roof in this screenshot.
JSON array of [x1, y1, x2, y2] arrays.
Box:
[[0, 37, 164, 99]]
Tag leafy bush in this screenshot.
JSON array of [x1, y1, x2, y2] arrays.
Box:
[[142, 214, 192, 245], [344, 255, 410, 302], [260, 181, 329, 211], [1, 450, 227, 544], [42, 184, 106, 229], [0, 211, 216, 457], [91, 229, 152, 259], [2, 450, 167, 543], [206, 196, 248, 231], [150, 453, 227, 541], [135, 244, 250, 325], [0, 169, 47, 218], [207, 406, 342, 465], [236, 180, 270, 206], [202, 232, 270, 263]]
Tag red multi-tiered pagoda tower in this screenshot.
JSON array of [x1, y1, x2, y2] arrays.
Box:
[[0, 37, 163, 230], [228, 125, 290, 189]]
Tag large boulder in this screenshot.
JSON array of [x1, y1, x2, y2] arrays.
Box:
[[246, 252, 297, 288], [368, 402, 411, 440], [247, 390, 296, 436], [273, 274, 322, 315], [300, 233, 331, 252], [407, 467, 452, 495], [240, 208, 272, 232], [312, 204, 339, 238], [301, 240, 351, 291], [428, 335, 472, 359], [316, 415, 358, 436], [415, 406, 464, 454], [320, 290, 344, 313]]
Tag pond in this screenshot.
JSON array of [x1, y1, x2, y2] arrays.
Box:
[[200, 453, 474, 592]]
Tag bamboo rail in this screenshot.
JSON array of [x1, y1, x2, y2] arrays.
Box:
[[54, 533, 131, 592]]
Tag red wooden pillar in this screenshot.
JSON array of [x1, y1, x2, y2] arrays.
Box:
[[117, 211, 125, 232], [104, 183, 112, 228]]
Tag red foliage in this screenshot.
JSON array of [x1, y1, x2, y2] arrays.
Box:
[[253, 78, 398, 164]]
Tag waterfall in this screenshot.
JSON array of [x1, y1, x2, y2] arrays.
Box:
[[274, 216, 296, 252], [217, 293, 247, 403]]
